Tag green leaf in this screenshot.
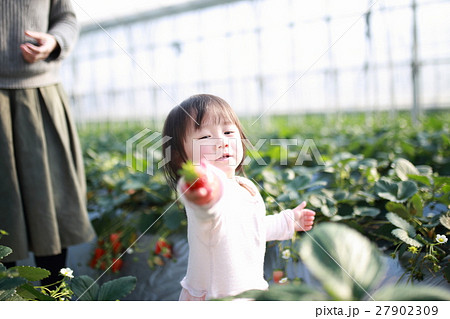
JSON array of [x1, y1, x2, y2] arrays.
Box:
[[320, 204, 337, 217], [375, 178, 398, 201], [385, 202, 410, 220], [394, 158, 420, 181], [375, 178, 418, 203], [334, 190, 349, 201], [407, 174, 431, 187], [0, 288, 20, 301], [416, 165, 433, 176], [410, 194, 423, 217], [434, 176, 450, 188], [298, 223, 385, 300], [308, 194, 325, 207], [97, 276, 136, 301], [0, 277, 27, 290], [397, 181, 418, 202], [373, 285, 450, 301], [440, 214, 450, 230], [9, 266, 50, 282], [391, 229, 422, 247], [386, 212, 416, 237], [289, 175, 311, 191], [0, 245, 12, 260], [163, 205, 185, 231], [353, 207, 380, 217], [70, 275, 100, 301], [16, 283, 56, 301], [231, 284, 328, 301]]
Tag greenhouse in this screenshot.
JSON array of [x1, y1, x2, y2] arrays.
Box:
[[1, 0, 449, 306]]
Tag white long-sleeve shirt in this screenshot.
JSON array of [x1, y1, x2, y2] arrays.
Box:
[[179, 173, 295, 300]]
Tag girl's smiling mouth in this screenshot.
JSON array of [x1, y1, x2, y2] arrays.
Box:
[[216, 153, 232, 161]]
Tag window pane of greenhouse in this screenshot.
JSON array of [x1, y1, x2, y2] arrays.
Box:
[[63, 0, 450, 123]]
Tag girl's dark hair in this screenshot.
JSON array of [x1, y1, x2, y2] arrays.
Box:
[[162, 94, 248, 190]]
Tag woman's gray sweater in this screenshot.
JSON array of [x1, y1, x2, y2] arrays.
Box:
[[0, 0, 78, 89]]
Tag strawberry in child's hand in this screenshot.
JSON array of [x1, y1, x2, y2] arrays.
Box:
[[178, 161, 210, 190], [178, 160, 222, 205]]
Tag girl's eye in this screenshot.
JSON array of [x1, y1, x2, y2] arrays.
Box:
[[224, 131, 235, 135], [199, 135, 210, 140]]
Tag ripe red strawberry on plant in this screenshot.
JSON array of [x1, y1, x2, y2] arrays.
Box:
[[111, 258, 123, 273], [90, 248, 106, 268], [272, 270, 284, 284], [109, 232, 122, 254], [155, 238, 173, 259], [94, 248, 106, 259]]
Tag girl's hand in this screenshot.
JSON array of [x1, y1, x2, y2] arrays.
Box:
[[20, 30, 58, 63], [292, 201, 316, 232], [178, 161, 222, 206]]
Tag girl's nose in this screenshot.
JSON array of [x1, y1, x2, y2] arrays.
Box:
[[217, 142, 229, 149]]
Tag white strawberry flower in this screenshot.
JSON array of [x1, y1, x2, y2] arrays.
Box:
[[436, 234, 448, 244], [281, 249, 291, 260], [279, 277, 288, 284], [60, 267, 74, 278]]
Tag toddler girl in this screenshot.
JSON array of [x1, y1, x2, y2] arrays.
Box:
[[162, 94, 315, 300]]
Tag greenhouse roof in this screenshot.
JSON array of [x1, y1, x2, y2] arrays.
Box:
[[73, 0, 241, 31]]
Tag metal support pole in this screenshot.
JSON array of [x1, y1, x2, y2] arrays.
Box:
[[411, 0, 420, 124]]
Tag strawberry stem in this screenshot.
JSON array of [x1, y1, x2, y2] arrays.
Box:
[[178, 161, 200, 184]]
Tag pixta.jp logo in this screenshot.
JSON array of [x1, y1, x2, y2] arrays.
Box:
[[126, 129, 171, 175], [126, 129, 324, 175]]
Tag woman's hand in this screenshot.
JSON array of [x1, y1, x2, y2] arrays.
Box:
[[178, 161, 222, 206], [20, 30, 58, 63], [292, 201, 316, 231]]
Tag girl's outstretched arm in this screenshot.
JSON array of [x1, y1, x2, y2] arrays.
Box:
[[292, 201, 316, 231]]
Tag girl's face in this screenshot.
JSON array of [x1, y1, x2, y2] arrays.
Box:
[[183, 114, 244, 178]]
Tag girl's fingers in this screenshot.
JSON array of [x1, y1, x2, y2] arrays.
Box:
[[302, 209, 316, 216], [297, 201, 307, 210]]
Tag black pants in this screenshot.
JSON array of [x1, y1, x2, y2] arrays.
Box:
[[3, 248, 67, 287]]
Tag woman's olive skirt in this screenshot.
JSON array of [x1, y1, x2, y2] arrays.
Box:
[[0, 84, 95, 262]]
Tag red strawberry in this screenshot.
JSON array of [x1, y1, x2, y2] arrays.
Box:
[[109, 233, 122, 254], [155, 238, 172, 258], [94, 248, 106, 259], [272, 270, 284, 284], [178, 161, 210, 191], [89, 257, 98, 269], [111, 258, 123, 273], [112, 241, 121, 254], [109, 233, 120, 244]]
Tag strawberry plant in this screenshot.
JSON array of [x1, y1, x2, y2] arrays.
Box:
[[223, 223, 450, 301], [0, 229, 136, 301], [371, 158, 450, 282]]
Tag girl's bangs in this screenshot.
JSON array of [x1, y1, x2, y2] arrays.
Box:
[[193, 102, 238, 129]]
